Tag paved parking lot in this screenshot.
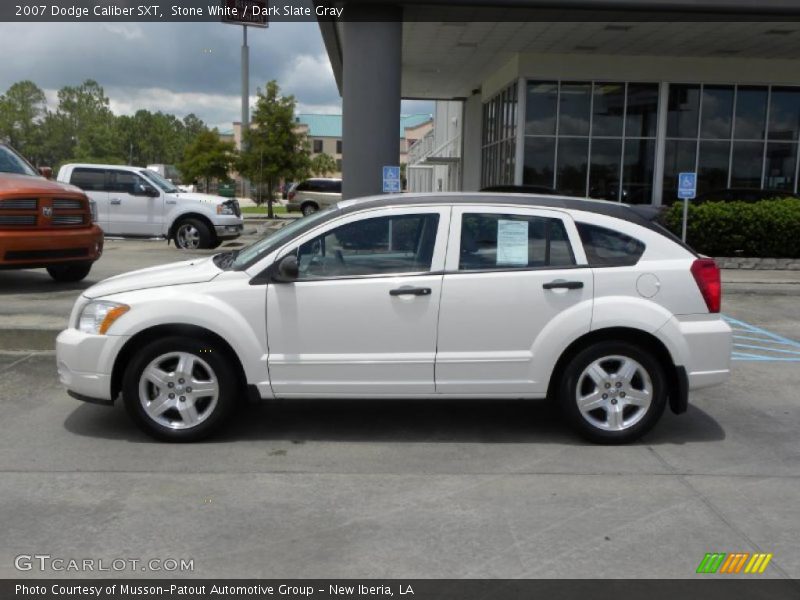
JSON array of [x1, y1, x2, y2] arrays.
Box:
[[0, 234, 798, 579]]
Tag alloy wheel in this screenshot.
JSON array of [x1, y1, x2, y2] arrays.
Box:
[[176, 224, 200, 249], [575, 355, 653, 432], [138, 352, 219, 430]]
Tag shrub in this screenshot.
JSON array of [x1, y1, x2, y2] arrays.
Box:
[[662, 198, 800, 258]]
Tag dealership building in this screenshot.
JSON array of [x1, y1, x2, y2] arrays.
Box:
[[317, 0, 800, 203]]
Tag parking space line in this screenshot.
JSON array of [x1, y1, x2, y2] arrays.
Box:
[[722, 315, 800, 362]]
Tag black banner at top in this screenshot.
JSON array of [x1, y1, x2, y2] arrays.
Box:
[[3, 0, 800, 23]]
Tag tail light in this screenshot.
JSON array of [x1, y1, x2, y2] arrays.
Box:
[[690, 258, 721, 313], [288, 190, 296, 201]]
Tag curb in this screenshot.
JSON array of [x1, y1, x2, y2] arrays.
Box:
[[0, 328, 60, 352]]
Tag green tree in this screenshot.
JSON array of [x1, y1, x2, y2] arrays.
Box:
[[238, 80, 310, 217], [310, 152, 337, 177], [178, 129, 236, 191], [0, 81, 48, 163], [55, 79, 117, 162]]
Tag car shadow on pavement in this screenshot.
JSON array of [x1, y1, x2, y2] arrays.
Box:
[[0, 270, 95, 294], [63, 398, 725, 445]]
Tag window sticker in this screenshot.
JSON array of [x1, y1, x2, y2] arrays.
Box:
[[496, 219, 528, 266]]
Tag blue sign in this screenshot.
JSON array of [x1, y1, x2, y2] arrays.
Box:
[[678, 172, 697, 199], [383, 165, 401, 193]]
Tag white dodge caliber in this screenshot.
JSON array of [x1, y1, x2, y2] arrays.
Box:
[[56, 193, 732, 443]]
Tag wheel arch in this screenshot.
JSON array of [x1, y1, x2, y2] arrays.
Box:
[[110, 324, 248, 402], [546, 326, 687, 415]]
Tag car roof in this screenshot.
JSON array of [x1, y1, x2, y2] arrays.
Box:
[[63, 163, 144, 170]]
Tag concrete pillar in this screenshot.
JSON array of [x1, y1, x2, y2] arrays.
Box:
[[461, 92, 483, 191], [341, 5, 402, 199]]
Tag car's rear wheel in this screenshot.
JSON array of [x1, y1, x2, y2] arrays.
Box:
[[46, 261, 93, 282], [174, 218, 214, 250], [122, 337, 237, 442], [559, 341, 667, 444], [301, 202, 319, 216]]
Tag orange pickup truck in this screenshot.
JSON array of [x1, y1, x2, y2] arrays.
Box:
[[0, 143, 103, 282]]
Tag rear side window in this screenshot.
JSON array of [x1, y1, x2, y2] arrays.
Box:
[[70, 168, 106, 191], [577, 223, 646, 267], [459, 213, 575, 271]]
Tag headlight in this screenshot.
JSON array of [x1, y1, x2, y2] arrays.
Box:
[[78, 301, 130, 335], [217, 203, 235, 215]]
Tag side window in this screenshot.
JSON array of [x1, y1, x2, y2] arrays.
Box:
[[458, 213, 575, 271], [576, 222, 646, 267], [108, 170, 147, 195], [70, 168, 106, 191], [296, 181, 309, 192], [294, 213, 440, 279]]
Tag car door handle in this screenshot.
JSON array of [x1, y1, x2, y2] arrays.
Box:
[[543, 280, 584, 290], [389, 287, 432, 297], [110, 198, 122, 205]]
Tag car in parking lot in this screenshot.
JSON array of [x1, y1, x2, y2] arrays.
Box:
[[286, 178, 342, 215], [57, 163, 244, 250], [55, 193, 732, 443], [0, 143, 103, 282]]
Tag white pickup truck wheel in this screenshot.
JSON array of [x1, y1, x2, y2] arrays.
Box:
[[175, 218, 214, 250]]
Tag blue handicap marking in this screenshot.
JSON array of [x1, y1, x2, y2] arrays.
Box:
[[383, 166, 400, 181], [678, 172, 697, 199], [382, 165, 401, 193], [383, 179, 401, 193], [723, 315, 800, 362]]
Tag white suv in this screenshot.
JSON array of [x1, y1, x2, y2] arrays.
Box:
[[57, 164, 244, 249], [56, 193, 731, 443]]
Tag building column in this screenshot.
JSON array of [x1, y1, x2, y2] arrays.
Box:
[[461, 92, 483, 191], [341, 5, 402, 199]]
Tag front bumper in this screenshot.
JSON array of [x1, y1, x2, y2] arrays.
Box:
[[56, 328, 129, 404], [0, 225, 103, 269], [214, 223, 244, 240]]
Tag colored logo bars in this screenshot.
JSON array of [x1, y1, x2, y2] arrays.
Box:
[[696, 552, 773, 574]]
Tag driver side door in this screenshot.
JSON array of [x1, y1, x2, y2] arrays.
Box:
[[106, 169, 163, 236], [266, 206, 450, 397]]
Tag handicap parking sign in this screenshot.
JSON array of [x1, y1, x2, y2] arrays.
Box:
[[678, 172, 697, 199], [382, 165, 401, 193]]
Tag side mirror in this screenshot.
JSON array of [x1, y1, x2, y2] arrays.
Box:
[[136, 183, 159, 197], [38, 166, 53, 179], [273, 254, 299, 282]]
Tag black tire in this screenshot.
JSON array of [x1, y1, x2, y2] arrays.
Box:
[[301, 202, 319, 216], [122, 336, 238, 442], [46, 261, 93, 282], [559, 341, 667, 444], [174, 217, 215, 250], [208, 239, 223, 250]]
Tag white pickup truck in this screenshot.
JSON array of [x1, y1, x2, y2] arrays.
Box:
[[57, 163, 244, 249]]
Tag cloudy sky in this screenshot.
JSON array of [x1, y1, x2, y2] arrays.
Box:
[[0, 21, 432, 131]]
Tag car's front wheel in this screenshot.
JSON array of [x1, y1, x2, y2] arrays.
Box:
[[174, 218, 214, 250], [122, 337, 237, 441], [46, 261, 93, 282], [559, 341, 667, 444]]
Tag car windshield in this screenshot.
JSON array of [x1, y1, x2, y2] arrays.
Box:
[[0, 145, 39, 177], [228, 207, 337, 270], [141, 169, 178, 193]]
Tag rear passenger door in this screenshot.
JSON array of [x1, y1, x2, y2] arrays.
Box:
[[68, 168, 109, 231], [435, 206, 594, 396]]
